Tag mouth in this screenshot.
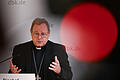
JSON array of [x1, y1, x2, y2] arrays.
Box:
[[37, 41, 43, 43]]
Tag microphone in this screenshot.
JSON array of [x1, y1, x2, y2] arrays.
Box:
[[0, 54, 20, 64], [0, 56, 13, 63]]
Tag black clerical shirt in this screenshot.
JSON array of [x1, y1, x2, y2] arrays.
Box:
[[31, 46, 46, 77]]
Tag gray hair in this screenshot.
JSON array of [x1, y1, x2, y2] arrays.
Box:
[[30, 17, 50, 32]]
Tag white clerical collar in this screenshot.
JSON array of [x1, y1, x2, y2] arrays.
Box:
[[36, 47, 41, 50]]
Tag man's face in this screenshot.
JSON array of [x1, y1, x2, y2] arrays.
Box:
[[31, 23, 50, 47]]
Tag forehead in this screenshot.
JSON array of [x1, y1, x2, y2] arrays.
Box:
[[32, 23, 48, 32]]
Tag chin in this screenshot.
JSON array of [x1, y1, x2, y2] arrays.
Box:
[[36, 44, 44, 47]]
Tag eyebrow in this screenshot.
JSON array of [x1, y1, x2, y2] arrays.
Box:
[[34, 31, 39, 33], [33, 31, 48, 33]]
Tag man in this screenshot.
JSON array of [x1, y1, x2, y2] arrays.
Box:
[[8, 18, 73, 80]]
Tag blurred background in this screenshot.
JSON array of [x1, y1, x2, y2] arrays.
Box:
[[0, 0, 120, 80]]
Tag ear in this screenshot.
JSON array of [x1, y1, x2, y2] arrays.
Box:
[[30, 30, 32, 36], [47, 31, 50, 37]]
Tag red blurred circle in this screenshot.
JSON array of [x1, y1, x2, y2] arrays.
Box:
[[60, 3, 118, 62]]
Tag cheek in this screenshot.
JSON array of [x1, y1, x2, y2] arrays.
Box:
[[43, 38, 49, 43], [45, 37, 49, 41], [43, 38, 47, 43], [32, 37, 37, 43]]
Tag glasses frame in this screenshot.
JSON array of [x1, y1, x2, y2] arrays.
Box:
[[33, 32, 49, 38]]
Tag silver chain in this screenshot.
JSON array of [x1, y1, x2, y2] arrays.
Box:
[[32, 49, 45, 76]]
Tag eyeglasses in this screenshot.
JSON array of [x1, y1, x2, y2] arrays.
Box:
[[33, 32, 48, 37]]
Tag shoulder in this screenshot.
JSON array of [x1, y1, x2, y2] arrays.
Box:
[[47, 40, 65, 48], [47, 40, 66, 51], [14, 40, 33, 49], [47, 41, 68, 60]]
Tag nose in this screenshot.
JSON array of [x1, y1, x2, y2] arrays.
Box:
[[38, 35, 42, 39]]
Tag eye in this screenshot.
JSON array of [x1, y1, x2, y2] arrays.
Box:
[[41, 33, 45, 36], [34, 33, 39, 36]]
